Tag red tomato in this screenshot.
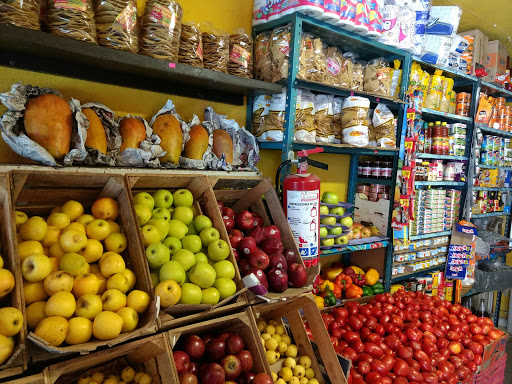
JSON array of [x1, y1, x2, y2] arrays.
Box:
[[392, 358, 410, 377], [322, 313, 335, 327], [366, 316, 378, 330], [460, 349, 474, 362], [437, 338, 449, 349], [391, 315, 404, 328], [409, 340, 422, 351], [448, 355, 463, 369], [381, 355, 395, 370], [413, 350, 429, 363], [333, 307, 349, 320], [329, 321, 341, 333], [488, 329, 503, 340], [372, 306, 383, 318], [472, 334, 485, 342], [342, 347, 357, 361], [473, 354, 483, 366], [439, 348, 450, 359], [381, 377, 392, 384], [466, 361, 477, 373], [348, 316, 363, 331], [448, 341, 462, 355], [357, 361, 370, 375], [405, 328, 420, 341], [422, 372, 439, 384], [370, 360, 390, 376], [375, 324, 386, 336], [461, 337, 472, 348], [446, 331, 460, 341], [343, 331, 360, 343], [481, 324, 492, 335], [331, 329, 343, 340], [364, 342, 384, 359], [432, 352, 447, 364], [359, 306, 371, 317], [360, 327, 371, 341], [330, 336, 338, 347], [356, 353, 373, 364], [407, 358, 420, 371], [357, 314, 367, 323], [397, 332, 407, 344], [466, 314, 477, 323], [376, 294, 387, 303], [385, 334, 401, 350], [368, 333, 382, 344], [334, 345, 344, 354], [469, 323, 482, 335], [351, 340, 364, 354], [407, 368, 424, 382], [456, 366, 471, 381], [379, 314, 391, 326], [366, 372, 383, 383], [397, 346, 413, 360]]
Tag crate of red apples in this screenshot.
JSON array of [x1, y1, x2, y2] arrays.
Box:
[[314, 289, 507, 384]]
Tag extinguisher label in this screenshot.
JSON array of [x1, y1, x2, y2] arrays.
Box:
[[286, 190, 319, 266]]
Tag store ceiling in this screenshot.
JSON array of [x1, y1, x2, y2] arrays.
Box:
[[433, 0, 512, 56]]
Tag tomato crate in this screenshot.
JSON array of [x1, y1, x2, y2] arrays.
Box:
[[124, 174, 248, 330], [166, 308, 270, 383], [209, 176, 318, 303], [251, 294, 348, 384], [480, 333, 508, 372], [468, 352, 507, 384], [0, 174, 27, 380], [9, 171, 158, 362], [3, 370, 48, 384], [47, 333, 173, 384]]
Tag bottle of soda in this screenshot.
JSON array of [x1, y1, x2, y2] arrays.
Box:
[[475, 298, 490, 318]]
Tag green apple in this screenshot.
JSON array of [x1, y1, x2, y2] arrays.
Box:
[[173, 189, 194, 208], [145, 242, 170, 269], [140, 224, 161, 247], [321, 238, 335, 246], [159, 260, 186, 285], [133, 192, 154, 210], [213, 278, 236, 300], [148, 218, 169, 241], [320, 217, 336, 225], [163, 236, 182, 255], [171, 249, 196, 271], [167, 220, 188, 240], [134, 204, 152, 226], [213, 260, 235, 279], [319, 205, 329, 215], [195, 252, 208, 264], [208, 239, 230, 262], [199, 227, 220, 247], [189, 262, 217, 288], [339, 216, 354, 227], [201, 287, 220, 305], [335, 235, 349, 245], [322, 191, 339, 204], [179, 283, 202, 304], [152, 208, 171, 221], [319, 227, 328, 237], [173, 206, 194, 225], [187, 222, 198, 236], [194, 215, 213, 233], [329, 206, 345, 216], [182, 235, 202, 254], [328, 226, 343, 236], [150, 271, 159, 288], [152, 189, 173, 209]]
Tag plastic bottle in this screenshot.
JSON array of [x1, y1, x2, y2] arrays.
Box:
[[441, 122, 449, 155], [475, 298, 489, 318], [433, 121, 442, 155]]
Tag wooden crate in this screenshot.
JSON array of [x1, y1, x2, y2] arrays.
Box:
[[0, 174, 27, 380], [252, 294, 348, 384], [166, 309, 270, 383], [124, 174, 248, 330], [209, 176, 318, 302], [9, 171, 158, 360], [3, 370, 48, 384], [47, 333, 173, 384]]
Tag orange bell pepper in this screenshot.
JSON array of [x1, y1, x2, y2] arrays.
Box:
[[331, 283, 342, 299], [345, 284, 363, 299]]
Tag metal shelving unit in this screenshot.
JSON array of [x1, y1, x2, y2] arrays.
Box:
[[472, 212, 510, 219], [410, 230, 453, 241], [391, 264, 447, 283], [421, 108, 472, 123], [415, 181, 466, 187], [416, 153, 468, 161], [473, 186, 512, 192]]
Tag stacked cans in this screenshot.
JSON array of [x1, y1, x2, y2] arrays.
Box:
[[449, 123, 467, 157], [489, 98, 512, 131], [444, 189, 461, 230], [410, 189, 460, 235], [480, 135, 512, 167], [455, 92, 471, 117]]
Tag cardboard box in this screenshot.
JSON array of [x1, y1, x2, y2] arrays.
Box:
[[481, 333, 508, 371], [4, 371, 48, 384], [485, 40, 508, 83], [458, 29, 488, 75]]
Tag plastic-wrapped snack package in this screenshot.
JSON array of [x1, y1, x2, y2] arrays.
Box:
[[342, 96, 370, 146], [363, 58, 392, 95], [373, 103, 396, 147], [252, 0, 268, 26], [294, 90, 316, 143], [449, 91, 456, 114], [298, 34, 327, 83], [408, 62, 423, 92], [314, 94, 334, 143], [325, 46, 345, 87], [340, 0, 356, 29], [228, 30, 253, 78], [425, 6, 462, 38], [298, 33, 314, 81], [351, 59, 365, 91], [439, 77, 453, 112], [94, 0, 138, 53], [332, 97, 344, 144], [367, 109, 376, 146], [201, 24, 230, 73], [270, 25, 290, 83], [254, 31, 272, 82], [0, 0, 40, 29], [264, 88, 286, 142], [389, 66, 402, 99], [339, 53, 355, 88], [425, 74, 443, 110], [252, 95, 271, 142], [46, 0, 96, 43], [179, 21, 203, 68]]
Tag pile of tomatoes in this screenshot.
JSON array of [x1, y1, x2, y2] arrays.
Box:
[[319, 290, 505, 384]]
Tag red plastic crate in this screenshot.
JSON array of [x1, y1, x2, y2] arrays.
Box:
[[470, 353, 507, 384]]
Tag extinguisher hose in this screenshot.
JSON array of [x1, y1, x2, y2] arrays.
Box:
[[275, 159, 292, 201]]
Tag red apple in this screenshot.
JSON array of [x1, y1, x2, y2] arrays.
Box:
[[260, 238, 283, 255], [233, 249, 240, 262], [223, 206, 235, 219], [225, 334, 244, 355], [288, 263, 307, 288], [205, 338, 226, 361], [238, 237, 257, 256], [252, 373, 274, 384], [235, 210, 254, 231], [188, 361, 199, 375], [268, 253, 288, 271], [229, 230, 244, 249], [217, 201, 225, 213], [283, 249, 298, 265], [202, 333, 213, 345], [218, 332, 231, 342], [237, 350, 253, 372], [173, 351, 190, 374], [238, 259, 251, 276], [252, 212, 263, 227], [184, 335, 205, 361], [248, 249, 269, 270], [263, 225, 281, 240], [179, 372, 198, 384], [200, 363, 225, 384], [221, 355, 242, 380], [246, 225, 266, 245], [247, 268, 269, 290], [266, 268, 288, 293], [223, 215, 235, 232], [238, 371, 256, 384]]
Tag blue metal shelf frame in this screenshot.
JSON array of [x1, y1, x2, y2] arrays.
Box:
[[478, 164, 512, 171], [472, 211, 511, 219], [416, 153, 468, 161], [415, 181, 466, 187], [391, 264, 447, 283], [420, 108, 472, 124], [410, 230, 453, 241], [473, 187, 512, 192]]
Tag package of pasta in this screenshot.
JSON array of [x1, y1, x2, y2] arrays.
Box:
[[0, 0, 40, 29], [425, 74, 443, 110], [46, 0, 97, 43], [364, 58, 392, 96], [325, 46, 344, 87], [314, 94, 334, 143], [373, 103, 396, 147], [178, 21, 203, 67], [294, 90, 315, 143], [252, 94, 271, 142], [270, 25, 290, 82], [367, 109, 376, 147], [342, 96, 369, 146], [228, 29, 253, 78], [264, 88, 286, 142], [254, 31, 272, 81], [298, 36, 327, 83], [332, 97, 343, 144], [94, 0, 138, 53], [140, 0, 183, 61]]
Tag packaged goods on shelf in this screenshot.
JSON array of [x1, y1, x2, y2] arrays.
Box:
[[94, 0, 138, 53], [477, 134, 512, 167], [201, 27, 230, 74], [458, 29, 488, 76], [314, 94, 334, 143], [0, 0, 40, 30], [358, 159, 394, 180], [414, 158, 465, 182], [269, 25, 290, 83], [178, 22, 204, 68], [476, 95, 512, 131], [418, 121, 468, 157], [294, 89, 316, 143], [472, 190, 509, 215], [254, 31, 272, 81], [485, 40, 508, 84], [228, 30, 253, 78], [393, 235, 450, 252], [46, 0, 97, 44], [341, 96, 370, 146]]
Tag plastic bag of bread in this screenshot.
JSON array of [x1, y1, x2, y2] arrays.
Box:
[[179, 21, 203, 67], [298, 34, 327, 83], [325, 46, 344, 87], [46, 0, 96, 43], [270, 25, 290, 83], [252, 95, 271, 142], [254, 31, 272, 81], [228, 29, 253, 78], [373, 103, 396, 147], [363, 58, 391, 96], [332, 97, 343, 144], [0, 83, 87, 166], [0, 0, 40, 29], [94, 0, 138, 53], [200, 23, 229, 73], [263, 88, 286, 142], [314, 94, 334, 143], [294, 90, 315, 143], [140, 0, 183, 61], [342, 96, 370, 146]]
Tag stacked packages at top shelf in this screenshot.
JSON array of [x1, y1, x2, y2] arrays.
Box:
[[476, 95, 512, 133]]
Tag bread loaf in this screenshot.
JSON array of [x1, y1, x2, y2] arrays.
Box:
[[152, 114, 183, 164], [83, 108, 107, 154]]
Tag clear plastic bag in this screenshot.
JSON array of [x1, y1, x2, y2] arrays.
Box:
[[0, 0, 40, 29], [94, 0, 138, 53], [270, 25, 290, 83], [315, 94, 334, 143], [252, 94, 271, 141], [202, 25, 229, 73], [332, 97, 343, 144], [298, 34, 327, 83], [344, 53, 364, 91], [324, 46, 344, 87], [373, 103, 396, 147], [140, 0, 183, 61], [254, 31, 272, 81], [178, 21, 203, 67], [363, 58, 392, 96], [46, 0, 97, 43], [294, 90, 316, 142], [228, 29, 253, 78]]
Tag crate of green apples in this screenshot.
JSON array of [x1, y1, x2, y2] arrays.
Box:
[[319, 191, 353, 250]]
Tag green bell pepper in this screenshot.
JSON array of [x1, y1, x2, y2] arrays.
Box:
[[371, 282, 384, 294], [362, 286, 373, 297], [321, 288, 336, 306]]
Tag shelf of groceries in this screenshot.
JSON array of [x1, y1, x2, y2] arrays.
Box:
[[391, 263, 447, 283]]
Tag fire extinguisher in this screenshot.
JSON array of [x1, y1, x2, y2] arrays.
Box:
[[276, 148, 328, 268]]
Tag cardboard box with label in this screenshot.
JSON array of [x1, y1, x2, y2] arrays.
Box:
[[458, 29, 488, 76], [485, 40, 508, 83]]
